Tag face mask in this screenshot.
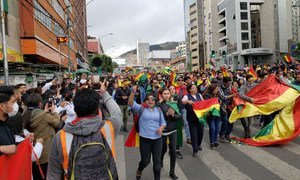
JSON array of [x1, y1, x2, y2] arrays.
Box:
[[6, 103, 19, 117]]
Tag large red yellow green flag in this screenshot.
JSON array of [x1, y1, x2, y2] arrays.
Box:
[[238, 97, 300, 146], [170, 72, 179, 87], [192, 98, 220, 125], [229, 75, 300, 123]]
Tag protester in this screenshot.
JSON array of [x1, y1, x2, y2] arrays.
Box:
[[203, 84, 221, 149], [182, 84, 204, 157], [159, 88, 181, 179], [293, 71, 300, 86], [239, 75, 257, 138], [115, 81, 131, 132], [0, 86, 17, 155], [47, 81, 122, 179], [23, 93, 63, 179], [128, 86, 166, 180], [169, 85, 183, 159]]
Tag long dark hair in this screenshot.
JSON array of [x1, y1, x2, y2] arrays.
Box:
[[22, 93, 43, 131]]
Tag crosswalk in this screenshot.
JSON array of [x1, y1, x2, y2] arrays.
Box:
[[115, 122, 300, 180]]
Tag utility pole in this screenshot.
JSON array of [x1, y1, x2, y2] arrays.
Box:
[[1, 0, 9, 85], [67, 6, 71, 75]]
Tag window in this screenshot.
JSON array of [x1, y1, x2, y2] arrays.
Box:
[[241, 12, 248, 20], [241, 22, 248, 30], [190, 18, 196, 24], [54, 22, 65, 36], [208, 13, 211, 20], [190, 10, 196, 16], [190, 3, 196, 9], [241, 32, 249, 40], [53, 0, 67, 22], [240, 2, 247, 10], [191, 33, 197, 38], [242, 43, 249, 50], [191, 41, 197, 45], [192, 48, 197, 52], [34, 1, 52, 31], [191, 25, 197, 30]]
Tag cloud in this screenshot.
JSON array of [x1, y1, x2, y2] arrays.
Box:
[[86, 0, 185, 58]]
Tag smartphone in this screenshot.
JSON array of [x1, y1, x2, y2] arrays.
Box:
[[48, 98, 54, 107], [59, 110, 67, 118]]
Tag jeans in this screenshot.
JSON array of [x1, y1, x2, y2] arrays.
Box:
[[219, 111, 233, 136], [208, 116, 220, 144], [138, 136, 162, 180], [188, 121, 204, 153], [119, 105, 128, 129], [181, 109, 191, 140], [161, 132, 177, 173]]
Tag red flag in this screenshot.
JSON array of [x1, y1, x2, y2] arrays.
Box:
[[0, 139, 32, 180], [125, 114, 140, 147]]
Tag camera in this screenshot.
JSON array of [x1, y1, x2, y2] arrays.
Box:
[[59, 110, 67, 118], [48, 97, 54, 107]]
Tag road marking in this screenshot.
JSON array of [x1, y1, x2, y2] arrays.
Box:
[[115, 135, 126, 180], [161, 154, 188, 180], [184, 137, 251, 180], [231, 126, 300, 179]]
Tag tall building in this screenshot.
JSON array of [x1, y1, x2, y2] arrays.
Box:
[[203, 0, 220, 67], [147, 50, 171, 70], [216, 0, 297, 69], [136, 39, 150, 67], [184, 0, 205, 71], [19, 0, 87, 71], [87, 36, 103, 57], [0, 0, 23, 63]]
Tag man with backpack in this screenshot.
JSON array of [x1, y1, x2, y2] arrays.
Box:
[[47, 81, 122, 180]]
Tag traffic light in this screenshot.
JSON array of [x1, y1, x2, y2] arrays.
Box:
[[57, 37, 68, 43], [211, 50, 216, 58], [222, 51, 226, 58]]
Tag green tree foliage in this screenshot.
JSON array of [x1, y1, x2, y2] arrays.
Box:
[[89, 54, 118, 73]]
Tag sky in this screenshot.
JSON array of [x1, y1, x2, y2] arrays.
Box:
[[86, 0, 185, 58]]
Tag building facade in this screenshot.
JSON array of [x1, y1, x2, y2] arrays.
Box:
[[136, 39, 150, 67], [216, 0, 298, 69], [147, 50, 171, 70], [19, 0, 87, 71], [0, 0, 23, 63], [184, 0, 205, 71]]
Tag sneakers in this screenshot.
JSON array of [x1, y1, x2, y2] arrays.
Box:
[[225, 135, 231, 141], [210, 143, 215, 150], [169, 172, 178, 180], [214, 143, 220, 148], [123, 127, 129, 132], [219, 135, 225, 140], [136, 170, 142, 180], [176, 150, 183, 159], [192, 152, 198, 157], [186, 139, 192, 144]]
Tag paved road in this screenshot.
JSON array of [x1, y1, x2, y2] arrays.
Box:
[[114, 118, 300, 180]]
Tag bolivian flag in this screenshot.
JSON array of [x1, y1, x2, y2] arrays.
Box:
[[125, 114, 140, 147], [170, 72, 179, 87], [248, 65, 258, 80], [221, 68, 230, 77], [229, 75, 300, 123], [236, 97, 300, 146], [284, 54, 293, 63], [192, 98, 220, 125]]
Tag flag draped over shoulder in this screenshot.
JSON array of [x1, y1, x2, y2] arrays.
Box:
[[235, 97, 300, 146], [192, 98, 220, 125], [229, 75, 300, 123], [0, 139, 32, 180]]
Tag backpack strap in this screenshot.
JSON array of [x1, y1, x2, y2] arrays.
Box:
[[59, 120, 116, 179]]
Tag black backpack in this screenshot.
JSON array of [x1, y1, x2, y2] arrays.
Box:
[[67, 121, 118, 180]]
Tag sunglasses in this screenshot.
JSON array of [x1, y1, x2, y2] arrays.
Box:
[[146, 97, 156, 101]]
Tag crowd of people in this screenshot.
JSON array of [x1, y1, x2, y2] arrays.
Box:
[[0, 62, 299, 180]]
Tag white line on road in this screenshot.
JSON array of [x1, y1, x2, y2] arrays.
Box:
[[232, 126, 300, 179], [184, 137, 251, 180], [115, 135, 126, 180]]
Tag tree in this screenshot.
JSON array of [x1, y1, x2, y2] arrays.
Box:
[[89, 54, 118, 73]]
